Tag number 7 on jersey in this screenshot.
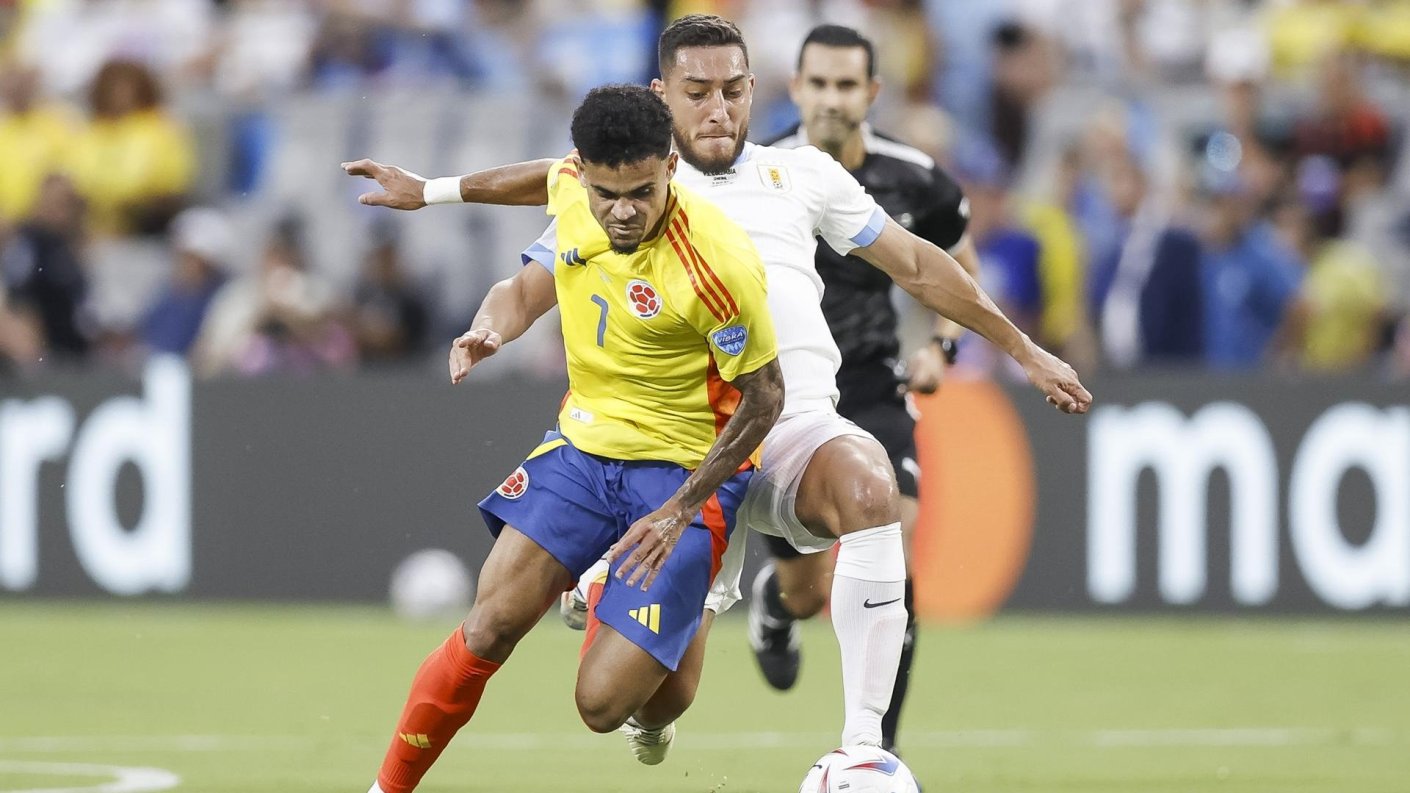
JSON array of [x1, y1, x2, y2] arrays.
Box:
[[590, 294, 608, 347]]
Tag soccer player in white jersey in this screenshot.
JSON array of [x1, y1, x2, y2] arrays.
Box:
[[343, 13, 1091, 763]]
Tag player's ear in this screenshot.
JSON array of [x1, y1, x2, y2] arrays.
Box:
[[868, 76, 881, 105], [650, 77, 665, 97], [666, 151, 679, 178], [787, 72, 803, 105]]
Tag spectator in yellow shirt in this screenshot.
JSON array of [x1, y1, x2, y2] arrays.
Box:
[[1299, 239, 1387, 371], [67, 59, 194, 236], [0, 63, 77, 223]]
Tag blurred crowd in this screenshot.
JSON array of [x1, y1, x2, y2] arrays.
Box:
[[2, 0, 1410, 380]]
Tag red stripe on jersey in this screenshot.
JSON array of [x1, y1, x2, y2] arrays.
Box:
[[667, 227, 729, 323], [689, 240, 740, 317], [700, 492, 731, 583], [669, 219, 734, 319], [672, 217, 739, 318], [557, 167, 578, 179]]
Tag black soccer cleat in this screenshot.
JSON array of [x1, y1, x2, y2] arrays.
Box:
[[747, 562, 801, 691]]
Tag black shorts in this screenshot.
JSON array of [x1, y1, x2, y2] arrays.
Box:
[[764, 397, 919, 560]]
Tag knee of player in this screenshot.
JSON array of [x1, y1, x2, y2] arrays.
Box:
[[809, 437, 902, 531], [575, 688, 629, 734], [839, 464, 901, 530], [785, 587, 828, 619], [461, 607, 523, 655]]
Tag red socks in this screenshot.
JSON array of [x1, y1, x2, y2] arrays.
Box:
[[376, 626, 502, 793]]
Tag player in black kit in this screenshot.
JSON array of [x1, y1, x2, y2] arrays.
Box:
[[750, 24, 981, 757]]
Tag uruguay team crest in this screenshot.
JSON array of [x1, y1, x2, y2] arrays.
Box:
[[626, 279, 661, 318], [496, 467, 529, 499], [757, 164, 790, 192]]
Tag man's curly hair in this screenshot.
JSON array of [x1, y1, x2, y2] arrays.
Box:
[[570, 85, 674, 168]]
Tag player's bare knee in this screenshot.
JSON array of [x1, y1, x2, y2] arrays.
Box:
[[575, 687, 630, 733], [784, 587, 828, 618], [834, 460, 900, 534], [805, 436, 901, 535], [461, 604, 527, 658]]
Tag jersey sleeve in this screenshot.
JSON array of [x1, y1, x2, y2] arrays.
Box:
[[813, 152, 889, 256], [913, 165, 970, 252], [520, 218, 558, 273], [544, 154, 583, 218], [680, 227, 778, 382]]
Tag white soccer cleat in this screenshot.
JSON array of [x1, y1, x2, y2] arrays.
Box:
[[620, 717, 675, 765], [561, 557, 610, 631], [559, 590, 588, 631]]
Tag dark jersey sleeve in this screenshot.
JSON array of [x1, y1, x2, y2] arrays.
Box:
[[911, 165, 969, 252]]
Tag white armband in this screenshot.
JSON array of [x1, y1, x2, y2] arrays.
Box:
[[423, 176, 464, 205]]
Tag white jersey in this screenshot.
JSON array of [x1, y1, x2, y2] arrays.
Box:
[[526, 143, 887, 417]]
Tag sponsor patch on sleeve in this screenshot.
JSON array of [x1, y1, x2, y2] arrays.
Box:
[[711, 325, 748, 356]]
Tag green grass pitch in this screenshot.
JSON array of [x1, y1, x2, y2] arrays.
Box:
[[1, 603, 1407, 792]]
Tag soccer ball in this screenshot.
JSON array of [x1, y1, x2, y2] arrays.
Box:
[[799, 745, 919, 793], [389, 548, 474, 621]]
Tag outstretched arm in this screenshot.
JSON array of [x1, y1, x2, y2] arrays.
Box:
[[341, 158, 556, 210], [933, 236, 981, 340], [610, 358, 785, 590], [906, 236, 981, 394], [854, 219, 1091, 414], [449, 262, 557, 383]]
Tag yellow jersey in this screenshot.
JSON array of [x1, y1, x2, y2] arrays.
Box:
[[0, 104, 77, 222], [66, 109, 195, 235], [525, 158, 777, 468]]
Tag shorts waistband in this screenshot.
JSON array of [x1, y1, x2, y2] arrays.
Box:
[[780, 395, 840, 418]]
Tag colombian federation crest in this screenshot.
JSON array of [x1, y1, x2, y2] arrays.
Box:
[[496, 467, 529, 499], [757, 164, 790, 192], [626, 279, 662, 318]]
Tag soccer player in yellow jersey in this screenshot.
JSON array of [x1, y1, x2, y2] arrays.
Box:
[[366, 85, 784, 793]]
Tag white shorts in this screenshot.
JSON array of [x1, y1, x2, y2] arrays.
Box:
[[704, 409, 876, 614]]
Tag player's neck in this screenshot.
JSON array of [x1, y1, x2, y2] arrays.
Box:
[[641, 188, 678, 248]]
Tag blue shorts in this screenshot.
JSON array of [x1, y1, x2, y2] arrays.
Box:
[[479, 431, 751, 671]]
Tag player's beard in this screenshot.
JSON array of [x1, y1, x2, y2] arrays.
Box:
[[608, 230, 643, 254], [607, 221, 651, 254], [674, 121, 750, 175]]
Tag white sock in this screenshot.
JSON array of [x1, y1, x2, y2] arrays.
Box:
[[831, 523, 907, 747], [368, 783, 386, 793]]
